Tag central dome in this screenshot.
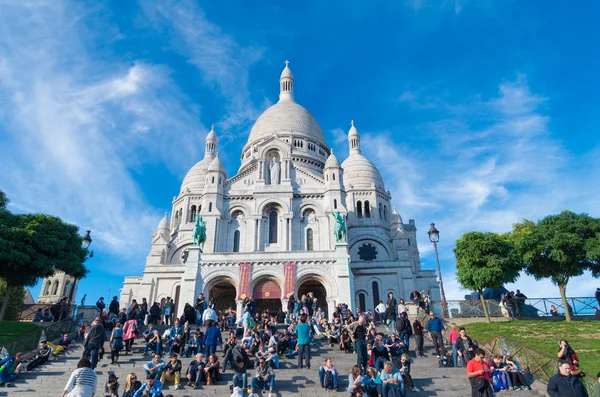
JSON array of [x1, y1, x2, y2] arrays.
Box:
[[246, 100, 326, 146]]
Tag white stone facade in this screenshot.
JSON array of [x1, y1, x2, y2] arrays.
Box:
[[121, 62, 440, 317]]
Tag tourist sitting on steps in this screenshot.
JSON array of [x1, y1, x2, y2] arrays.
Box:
[[203, 354, 221, 385], [0, 352, 24, 387], [379, 360, 404, 397], [143, 353, 165, 380], [226, 343, 251, 392], [504, 356, 531, 391], [122, 373, 142, 397], [487, 354, 511, 391], [400, 353, 417, 392], [185, 353, 206, 389], [547, 360, 588, 397], [104, 373, 119, 397], [48, 333, 73, 356], [371, 339, 391, 372], [160, 354, 183, 390], [250, 357, 275, 397], [26, 340, 52, 371], [133, 374, 163, 397], [318, 357, 339, 391], [143, 330, 163, 356], [169, 334, 185, 356], [361, 367, 382, 397], [347, 365, 363, 395], [185, 332, 200, 358]]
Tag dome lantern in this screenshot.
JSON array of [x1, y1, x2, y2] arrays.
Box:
[[348, 120, 361, 155], [279, 60, 294, 102], [205, 124, 218, 159]]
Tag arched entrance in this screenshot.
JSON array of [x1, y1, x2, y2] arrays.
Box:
[[208, 279, 237, 314], [298, 278, 328, 316], [253, 279, 282, 314]]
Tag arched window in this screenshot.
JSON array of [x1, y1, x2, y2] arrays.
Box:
[[333, 173, 336, 181], [379, 203, 383, 219], [306, 228, 314, 251], [268, 210, 278, 244], [358, 293, 366, 312], [211, 176, 215, 184], [364, 201, 371, 218], [190, 205, 197, 222], [333, 199, 338, 209], [208, 202, 212, 212], [233, 230, 240, 253], [63, 282, 72, 297], [357, 201, 363, 218], [52, 280, 59, 295], [383, 205, 388, 221], [174, 211, 179, 225], [199, 205, 202, 213], [372, 281, 380, 310], [44, 281, 51, 296]]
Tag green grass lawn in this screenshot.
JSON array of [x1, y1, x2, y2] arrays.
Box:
[[464, 320, 600, 377], [0, 321, 40, 345]]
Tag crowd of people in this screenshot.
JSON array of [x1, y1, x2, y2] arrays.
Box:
[[2, 289, 600, 397]]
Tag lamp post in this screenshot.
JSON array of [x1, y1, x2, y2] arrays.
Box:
[[71, 230, 94, 317], [428, 223, 448, 317]]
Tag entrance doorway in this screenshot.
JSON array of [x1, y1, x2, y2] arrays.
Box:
[[253, 279, 282, 315], [208, 279, 237, 314], [298, 279, 327, 316]]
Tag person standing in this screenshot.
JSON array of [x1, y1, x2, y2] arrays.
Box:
[[296, 314, 311, 369], [109, 296, 120, 317], [395, 312, 412, 351], [426, 312, 446, 358], [514, 290, 528, 317], [386, 292, 397, 317], [110, 322, 124, 365], [203, 322, 223, 357], [83, 319, 105, 370], [287, 294, 296, 319], [466, 348, 493, 397], [383, 303, 396, 335], [149, 302, 161, 325], [346, 316, 368, 370], [202, 304, 217, 328], [547, 360, 588, 397], [163, 298, 174, 326], [61, 358, 97, 397], [449, 323, 460, 367], [95, 297, 105, 314], [412, 317, 425, 358], [122, 317, 138, 354]]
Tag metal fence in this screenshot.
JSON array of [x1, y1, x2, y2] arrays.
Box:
[[1, 314, 81, 356], [14, 303, 76, 322], [479, 336, 597, 396], [429, 297, 599, 319]]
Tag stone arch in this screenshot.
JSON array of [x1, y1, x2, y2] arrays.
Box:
[[348, 235, 392, 259], [204, 275, 238, 313], [256, 141, 291, 160], [295, 269, 339, 299], [295, 200, 325, 218], [44, 281, 51, 296], [250, 273, 284, 314], [228, 202, 252, 217], [257, 198, 289, 215], [169, 243, 193, 264], [52, 280, 60, 295]]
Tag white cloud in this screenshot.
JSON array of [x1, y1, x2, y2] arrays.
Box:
[[139, 0, 265, 139], [0, 1, 203, 270]]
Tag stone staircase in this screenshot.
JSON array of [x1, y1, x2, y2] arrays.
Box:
[[4, 328, 544, 397]]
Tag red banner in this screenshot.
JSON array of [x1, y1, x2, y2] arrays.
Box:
[[253, 280, 281, 299], [238, 263, 251, 300], [283, 262, 296, 298]]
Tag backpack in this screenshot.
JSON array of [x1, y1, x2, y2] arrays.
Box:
[[439, 356, 453, 368], [491, 370, 506, 392], [323, 369, 335, 389], [387, 387, 403, 397]]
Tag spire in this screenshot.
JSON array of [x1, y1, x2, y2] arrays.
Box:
[[279, 60, 295, 102], [348, 120, 361, 155], [204, 124, 218, 160]]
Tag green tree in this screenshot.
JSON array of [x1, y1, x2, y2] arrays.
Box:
[[454, 231, 522, 323], [512, 210, 600, 322], [0, 210, 89, 321], [0, 190, 7, 209]]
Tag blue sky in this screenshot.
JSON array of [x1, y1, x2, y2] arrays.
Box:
[[1, 0, 599, 303]]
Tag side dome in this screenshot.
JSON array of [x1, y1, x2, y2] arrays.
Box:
[[246, 100, 327, 147], [341, 154, 385, 190], [208, 154, 226, 175], [325, 150, 340, 168], [180, 158, 211, 193]]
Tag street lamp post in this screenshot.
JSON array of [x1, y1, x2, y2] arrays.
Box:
[[428, 223, 448, 318], [71, 230, 94, 318]]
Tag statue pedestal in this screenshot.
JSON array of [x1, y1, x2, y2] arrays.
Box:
[[178, 246, 203, 318], [335, 242, 355, 312]]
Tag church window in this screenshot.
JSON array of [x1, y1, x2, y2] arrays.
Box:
[[407, 239, 411, 246], [52, 280, 59, 295], [364, 201, 371, 218], [190, 205, 197, 222], [372, 281, 380, 310], [383, 205, 388, 221], [358, 243, 378, 261], [358, 293, 366, 312], [208, 202, 213, 212], [357, 201, 363, 218], [233, 230, 240, 253], [326, 175, 329, 181], [179, 209, 183, 222], [219, 177, 222, 184], [333, 199, 337, 209], [199, 205, 202, 213], [379, 203, 383, 219], [333, 173, 336, 181], [63, 282, 72, 297], [44, 281, 51, 296], [174, 211, 179, 225], [306, 228, 314, 251], [212, 176, 215, 184], [269, 210, 278, 244]]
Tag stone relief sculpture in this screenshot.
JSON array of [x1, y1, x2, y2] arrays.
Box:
[[269, 158, 280, 185], [332, 211, 346, 243]]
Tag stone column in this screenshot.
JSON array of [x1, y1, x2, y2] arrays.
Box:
[[178, 247, 203, 313], [335, 242, 355, 311]]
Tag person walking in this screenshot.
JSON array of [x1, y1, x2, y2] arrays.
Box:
[[109, 296, 120, 316], [296, 314, 311, 369], [122, 318, 138, 354], [203, 322, 223, 357], [412, 317, 425, 358], [426, 312, 446, 358], [61, 358, 97, 397], [547, 360, 588, 397], [110, 322, 124, 365], [83, 319, 106, 370]]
